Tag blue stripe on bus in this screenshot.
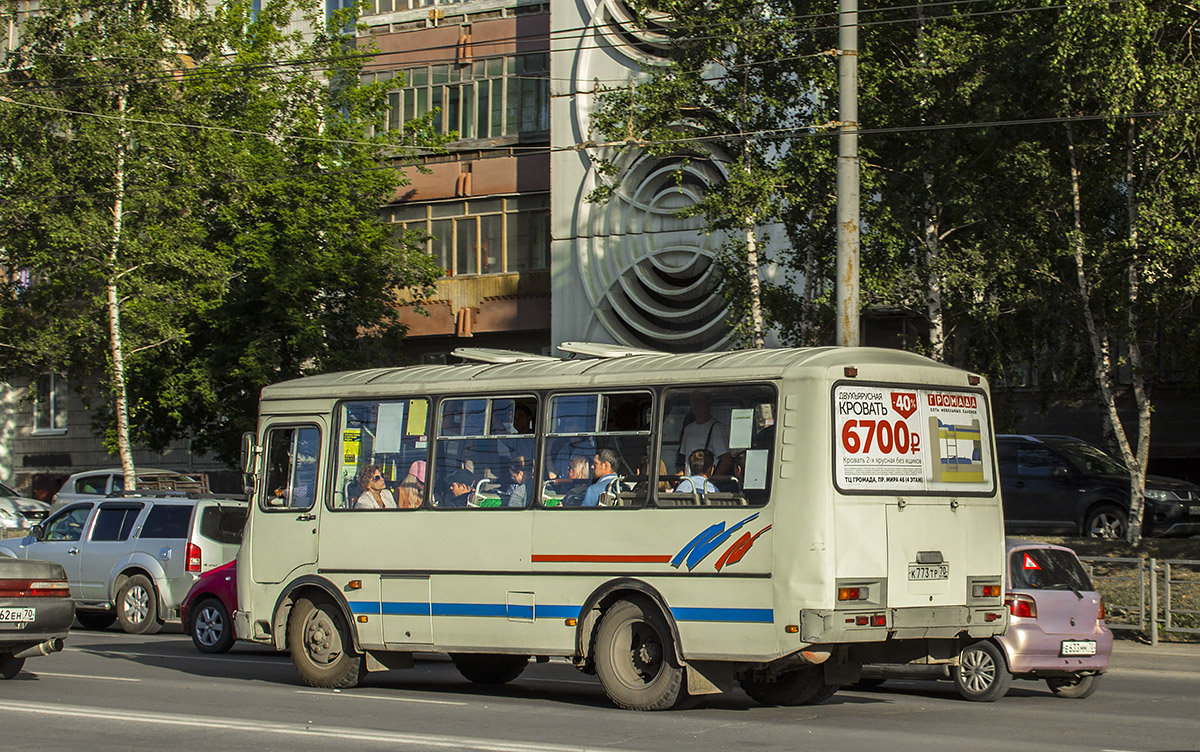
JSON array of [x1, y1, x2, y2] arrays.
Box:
[[352, 602, 771, 624], [670, 607, 774, 623]]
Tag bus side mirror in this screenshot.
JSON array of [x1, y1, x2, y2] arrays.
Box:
[[240, 432, 256, 475]]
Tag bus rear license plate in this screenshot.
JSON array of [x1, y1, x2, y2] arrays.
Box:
[[908, 564, 949, 581], [1060, 640, 1096, 656]]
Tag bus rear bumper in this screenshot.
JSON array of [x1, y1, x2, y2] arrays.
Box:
[[800, 605, 1007, 644]]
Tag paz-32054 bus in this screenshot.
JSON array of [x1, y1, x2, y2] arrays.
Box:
[[234, 344, 1007, 710]]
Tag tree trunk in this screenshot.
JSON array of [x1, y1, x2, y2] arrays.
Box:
[[745, 224, 765, 349], [108, 90, 137, 491], [1066, 123, 1136, 542], [923, 168, 945, 362], [1122, 116, 1151, 546]]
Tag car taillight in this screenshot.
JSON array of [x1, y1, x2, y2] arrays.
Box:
[[186, 543, 202, 573], [1005, 593, 1037, 618], [0, 579, 71, 597], [1098, 597, 1106, 622]]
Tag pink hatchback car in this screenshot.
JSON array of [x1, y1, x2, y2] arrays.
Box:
[[955, 539, 1113, 701], [860, 538, 1112, 701], [179, 559, 237, 654]]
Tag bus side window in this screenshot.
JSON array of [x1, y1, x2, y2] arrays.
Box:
[[656, 387, 776, 508], [261, 426, 320, 510], [540, 391, 651, 509]]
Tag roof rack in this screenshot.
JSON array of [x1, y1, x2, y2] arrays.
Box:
[[451, 347, 559, 364], [558, 341, 664, 359]]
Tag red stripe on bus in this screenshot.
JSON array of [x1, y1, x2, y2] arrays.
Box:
[[532, 554, 672, 563]]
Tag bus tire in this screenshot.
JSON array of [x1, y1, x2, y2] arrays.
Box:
[[594, 598, 688, 711], [288, 595, 365, 689], [738, 666, 825, 706], [451, 653, 529, 685], [1046, 673, 1100, 699], [953, 640, 1011, 702]]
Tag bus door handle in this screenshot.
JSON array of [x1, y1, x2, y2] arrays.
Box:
[[295, 513, 317, 521]]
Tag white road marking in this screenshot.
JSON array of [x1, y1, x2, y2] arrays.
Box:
[[33, 672, 141, 682], [0, 700, 644, 752], [76, 648, 284, 666], [296, 689, 467, 706]]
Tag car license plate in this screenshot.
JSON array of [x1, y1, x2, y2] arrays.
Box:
[[908, 564, 949, 581], [1060, 640, 1096, 656], [0, 607, 36, 623], [1189, 504, 1200, 516]]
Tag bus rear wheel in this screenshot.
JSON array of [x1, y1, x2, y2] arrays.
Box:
[[594, 598, 689, 711], [739, 666, 831, 706], [288, 595, 365, 689], [451, 653, 529, 684]]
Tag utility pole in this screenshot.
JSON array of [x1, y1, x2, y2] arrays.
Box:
[[836, 0, 861, 347]]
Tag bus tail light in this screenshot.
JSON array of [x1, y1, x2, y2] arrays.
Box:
[[1005, 593, 1037, 619], [838, 587, 868, 601], [973, 584, 1001, 598], [186, 543, 202, 573]]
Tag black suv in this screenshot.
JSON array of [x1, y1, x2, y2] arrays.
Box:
[[997, 435, 1200, 538]]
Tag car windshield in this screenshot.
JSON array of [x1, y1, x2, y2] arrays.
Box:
[[0, 481, 17, 496], [1009, 548, 1094, 592], [1052, 440, 1127, 476]]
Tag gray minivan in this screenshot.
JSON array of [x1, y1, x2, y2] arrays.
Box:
[[0, 493, 246, 634]]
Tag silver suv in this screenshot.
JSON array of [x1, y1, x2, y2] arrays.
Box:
[[0, 493, 246, 634], [51, 468, 209, 508]]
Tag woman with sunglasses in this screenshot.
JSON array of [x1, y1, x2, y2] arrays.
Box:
[[354, 463, 397, 509]]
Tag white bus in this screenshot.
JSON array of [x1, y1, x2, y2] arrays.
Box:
[[235, 344, 1007, 710]]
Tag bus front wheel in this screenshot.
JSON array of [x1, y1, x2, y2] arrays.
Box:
[[594, 598, 689, 711], [739, 665, 832, 706], [288, 595, 365, 689]]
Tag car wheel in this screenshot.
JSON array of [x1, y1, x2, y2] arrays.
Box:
[[450, 654, 529, 684], [739, 665, 834, 706], [594, 598, 690, 710], [116, 574, 164, 635], [189, 597, 235, 654], [0, 653, 24, 680], [953, 641, 1012, 702], [75, 611, 117, 630], [1046, 674, 1101, 699], [288, 595, 365, 689], [1085, 504, 1128, 539]]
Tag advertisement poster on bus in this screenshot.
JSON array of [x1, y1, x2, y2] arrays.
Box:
[[833, 384, 994, 494]]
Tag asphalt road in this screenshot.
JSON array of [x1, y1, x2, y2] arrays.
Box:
[[2, 626, 1198, 752]]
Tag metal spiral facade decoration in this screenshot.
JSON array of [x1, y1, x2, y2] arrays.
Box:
[[551, 0, 734, 351]]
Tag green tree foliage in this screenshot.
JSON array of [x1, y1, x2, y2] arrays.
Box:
[[0, 0, 444, 467]]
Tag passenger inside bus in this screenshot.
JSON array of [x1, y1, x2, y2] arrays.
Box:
[[678, 390, 733, 477], [438, 468, 476, 508], [582, 448, 621, 507], [556, 455, 591, 506], [500, 456, 532, 508], [354, 464, 397, 509], [394, 460, 426, 509], [675, 449, 718, 499]]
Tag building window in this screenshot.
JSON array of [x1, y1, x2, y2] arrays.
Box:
[[33, 373, 67, 434], [362, 0, 461, 14], [382, 53, 549, 141], [390, 194, 549, 277]]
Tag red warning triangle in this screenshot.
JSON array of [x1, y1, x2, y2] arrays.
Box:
[[1022, 553, 1041, 570]]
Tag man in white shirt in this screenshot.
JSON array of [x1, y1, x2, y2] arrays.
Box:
[[680, 391, 732, 476]]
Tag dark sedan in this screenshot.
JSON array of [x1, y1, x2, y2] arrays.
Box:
[[1, 557, 75, 678]]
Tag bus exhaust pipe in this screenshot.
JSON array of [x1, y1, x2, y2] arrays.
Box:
[[14, 638, 65, 659]]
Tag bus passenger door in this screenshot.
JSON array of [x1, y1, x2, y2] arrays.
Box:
[[250, 424, 322, 585]]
